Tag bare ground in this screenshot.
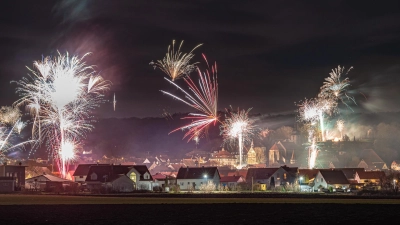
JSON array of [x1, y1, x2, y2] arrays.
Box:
[[0, 204, 398, 225]]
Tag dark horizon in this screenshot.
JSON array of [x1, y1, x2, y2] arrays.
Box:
[[1, 1, 400, 118]]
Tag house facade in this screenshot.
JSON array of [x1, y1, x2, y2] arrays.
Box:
[[0, 163, 26, 190], [85, 165, 134, 192], [127, 165, 154, 191], [25, 174, 74, 191], [177, 167, 220, 190], [313, 170, 350, 191], [355, 171, 385, 186], [220, 175, 245, 190]]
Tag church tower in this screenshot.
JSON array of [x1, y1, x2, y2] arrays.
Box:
[[247, 140, 257, 165]]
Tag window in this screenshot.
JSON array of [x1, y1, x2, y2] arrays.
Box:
[[200, 182, 203, 184], [320, 178, 323, 183], [284, 173, 287, 179], [188, 182, 190, 185], [79, 176, 83, 178], [180, 182, 184, 185], [90, 173, 97, 180], [130, 173, 137, 182]]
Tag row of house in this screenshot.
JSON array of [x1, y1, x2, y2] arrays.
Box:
[[176, 165, 387, 192]]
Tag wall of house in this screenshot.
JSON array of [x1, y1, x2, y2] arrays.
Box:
[[271, 167, 296, 187], [178, 173, 219, 190], [0, 179, 14, 192], [74, 175, 87, 183], [25, 176, 49, 190], [0, 165, 26, 187], [109, 176, 134, 192], [313, 172, 328, 191]]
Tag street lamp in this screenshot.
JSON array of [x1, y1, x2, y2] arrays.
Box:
[[204, 174, 208, 184]]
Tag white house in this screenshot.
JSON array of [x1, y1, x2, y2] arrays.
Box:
[[127, 165, 154, 191], [313, 170, 350, 191], [176, 166, 220, 190]]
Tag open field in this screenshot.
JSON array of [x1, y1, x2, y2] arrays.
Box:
[[0, 204, 399, 224], [1, 194, 400, 205], [1, 195, 400, 224]]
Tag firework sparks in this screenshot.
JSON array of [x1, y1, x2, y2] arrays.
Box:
[[150, 40, 202, 81], [319, 65, 356, 110], [160, 54, 219, 142], [14, 52, 111, 178], [220, 107, 257, 168], [307, 130, 319, 169], [15, 120, 26, 134], [0, 106, 30, 161], [337, 119, 345, 138]]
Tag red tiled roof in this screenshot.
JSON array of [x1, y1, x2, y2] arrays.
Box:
[[220, 175, 243, 183], [357, 171, 385, 179]]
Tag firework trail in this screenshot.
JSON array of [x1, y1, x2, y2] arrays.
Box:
[[337, 119, 345, 138], [150, 40, 202, 81], [160, 54, 219, 142], [220, 107, 257, 168], [113, 93, 116, 111], [14, 52, 111, 178], [319, 65, 356, 110], [298, 98, 335, 141]]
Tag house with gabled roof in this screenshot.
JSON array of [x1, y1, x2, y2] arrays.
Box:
[[73, 163, 108, 183], [246, 166, 298, 188], [177, 166, 220, 190], [25, 173, 74, 191], [220, 175, 245, 190], [357, 149, 388, 171], [313, 170, 350, 191], [127, 165, 154, 191], [209, 148, 237, 167], [246, 168, 278, 187], [268, 141, 300, 167], [85, 165, 134, 192], [355, 171, 385, 186]]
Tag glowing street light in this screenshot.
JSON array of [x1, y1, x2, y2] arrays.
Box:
[[204, 174, 208, 184]]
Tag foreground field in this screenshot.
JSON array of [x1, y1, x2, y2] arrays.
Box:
[[0, 204, 398, 224], [1, 194, 400, 205]]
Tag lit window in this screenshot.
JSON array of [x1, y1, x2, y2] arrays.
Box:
[[284, 173, 287, 179], [130, 173, 137, 182]]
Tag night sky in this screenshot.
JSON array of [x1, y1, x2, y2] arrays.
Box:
[[1, 0, 400, 118]]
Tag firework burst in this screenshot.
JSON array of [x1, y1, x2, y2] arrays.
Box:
[[0, 106, 30, 162], [14, 52, 111, 178], [220, 107, 257, 168], [150, 40, 202, 81], [160, 54, 219, 142], [319, 65, 356, 109]]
